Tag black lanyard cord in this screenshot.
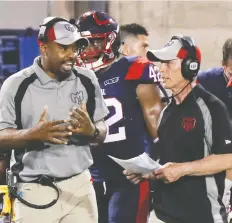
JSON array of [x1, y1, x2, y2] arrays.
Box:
[[9, 175, 59, 209]]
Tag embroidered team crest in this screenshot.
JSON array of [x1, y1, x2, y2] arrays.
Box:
[[64, 24, 76, 32], [70, 91, 84, 104], [182, 117, 196, 132], [164, 40, 174, 48]]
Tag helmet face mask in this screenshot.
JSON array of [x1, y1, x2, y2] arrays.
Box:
[[75, 11, 120, 71]]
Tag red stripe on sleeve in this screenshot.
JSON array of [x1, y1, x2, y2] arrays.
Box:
[[125, 58, 149, 80]]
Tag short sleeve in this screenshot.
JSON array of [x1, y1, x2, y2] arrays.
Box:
[[0, 77, 17, 130], [91, 71, 109, 122], [124, 58, 161, 84], [211, 100, 232, 154]]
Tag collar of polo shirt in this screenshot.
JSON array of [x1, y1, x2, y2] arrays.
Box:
[[32, 57, 76, 84]]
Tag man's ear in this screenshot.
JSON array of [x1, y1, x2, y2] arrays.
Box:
[[39, 43, 48, 57], [120, 43, 129, 56]]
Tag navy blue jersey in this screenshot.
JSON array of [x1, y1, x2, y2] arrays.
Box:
[[90, 56, 161, 181], [197, 67, 232, 117]]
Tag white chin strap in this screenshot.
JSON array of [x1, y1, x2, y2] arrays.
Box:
[[84, 54, 116, 72]]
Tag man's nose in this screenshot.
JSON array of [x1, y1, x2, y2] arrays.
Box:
[[159, 63, 166, 73], [66, 48, 77, 59], [84, 44, 97, 52]]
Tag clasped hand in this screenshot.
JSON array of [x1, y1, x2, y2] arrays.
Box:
[[30, 103, 95, 145], [67, 103, 95, 137], [30, 105, 72, 144]]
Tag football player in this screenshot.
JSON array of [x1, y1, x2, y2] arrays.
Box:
[[120, 23, 149, 58], [75, 11, 165, 223]]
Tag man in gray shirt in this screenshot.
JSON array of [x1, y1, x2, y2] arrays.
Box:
[[0, 17, 108, 223]]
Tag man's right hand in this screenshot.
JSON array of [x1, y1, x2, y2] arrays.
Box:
[[29, 106, 72, 144]]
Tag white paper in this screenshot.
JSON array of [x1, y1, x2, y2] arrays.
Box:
[[108, 152, 162, 174]]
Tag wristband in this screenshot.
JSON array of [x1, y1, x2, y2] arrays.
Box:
[[92, 125, 100, 140]]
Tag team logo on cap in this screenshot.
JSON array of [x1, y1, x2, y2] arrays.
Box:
[[164, 40, 174, 47], [64, 24, 76, 32]]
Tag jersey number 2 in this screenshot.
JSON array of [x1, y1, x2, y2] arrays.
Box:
[[104, 98, 126, 143]]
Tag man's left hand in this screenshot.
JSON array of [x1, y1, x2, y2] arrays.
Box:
[[153, 162, 186, 184], [123, 170, 144, 184], [68, 103, 95, 137]]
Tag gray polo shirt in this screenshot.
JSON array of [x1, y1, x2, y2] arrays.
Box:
[[0, 56, 109, 181]]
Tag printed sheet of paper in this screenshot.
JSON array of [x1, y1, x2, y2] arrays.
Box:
[[108, 152, 162, 174]]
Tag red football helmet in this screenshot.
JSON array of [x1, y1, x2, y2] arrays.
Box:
[[75, 11, 121, 71]]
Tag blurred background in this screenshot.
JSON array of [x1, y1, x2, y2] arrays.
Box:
[[0, 0, 230, 86]]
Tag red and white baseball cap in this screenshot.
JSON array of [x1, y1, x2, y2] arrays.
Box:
[[38, 17, 89, 46], [146, 39, 201, 62]]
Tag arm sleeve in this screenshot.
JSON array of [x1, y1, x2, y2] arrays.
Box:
[[125, 58, 161, 84], [91, 71, 109, 122], [0, 78, 17, 130], [211, 100, 232, 154]]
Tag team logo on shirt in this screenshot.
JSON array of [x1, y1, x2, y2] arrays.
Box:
[[182, 117, 196, 132], [104, 77, 119, 86], [164, 40, 174, 48], [70, 91, 84, 104], [101, 89, 106, 96], [225, 140, 231, 144]]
